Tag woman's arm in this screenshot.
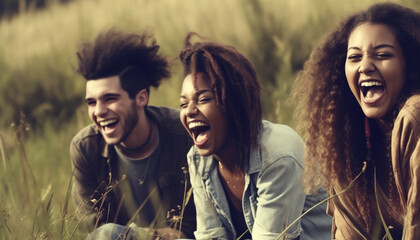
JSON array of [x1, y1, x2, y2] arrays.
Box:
[[404, 142, 420, 239], [252, 156, 306, 240], [391, 97, 420, 239]]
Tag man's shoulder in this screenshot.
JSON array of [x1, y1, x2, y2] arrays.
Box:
[[70, 124, 106, 165], [71, 124, 102, 146], [147, 106, 189, 137]]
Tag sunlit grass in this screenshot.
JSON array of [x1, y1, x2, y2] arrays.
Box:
[[1, 0, 414, 128], [0, 115, 83, 239]]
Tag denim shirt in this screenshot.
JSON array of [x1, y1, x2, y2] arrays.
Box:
[[188, 121, 331, 240]]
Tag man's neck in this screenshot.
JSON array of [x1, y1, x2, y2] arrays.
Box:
[[118, 120, 158, 159]]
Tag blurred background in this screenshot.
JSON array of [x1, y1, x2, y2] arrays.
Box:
[[0, 0, 418, 239]]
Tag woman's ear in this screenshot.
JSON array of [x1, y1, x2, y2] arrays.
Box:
[[136, 89, 149, 107]]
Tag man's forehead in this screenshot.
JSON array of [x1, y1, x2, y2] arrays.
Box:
[[85, 76, 122, 98]]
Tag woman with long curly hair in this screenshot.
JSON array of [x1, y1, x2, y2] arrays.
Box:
[[178, 32, 331, 240], [293, 2, 420, 239]]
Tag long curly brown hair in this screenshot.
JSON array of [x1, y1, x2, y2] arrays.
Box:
[[292, 2, 420, 231], [179, 32, 262, 172]]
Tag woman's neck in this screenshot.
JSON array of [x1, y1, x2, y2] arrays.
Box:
[[212, 140, 241, 173]]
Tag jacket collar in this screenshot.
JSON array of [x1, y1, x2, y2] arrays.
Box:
[[100, 137, 109, 158], [247, 146, 262, 174]]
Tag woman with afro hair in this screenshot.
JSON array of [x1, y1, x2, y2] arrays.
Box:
[[179, 33, 331, 240], [293, 2, 420, 239]]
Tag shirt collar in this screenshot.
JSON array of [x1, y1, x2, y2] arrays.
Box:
[[247, 146, 262, 174]]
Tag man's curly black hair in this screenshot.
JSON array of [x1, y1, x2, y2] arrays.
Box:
[[76, 28, 170, 99]]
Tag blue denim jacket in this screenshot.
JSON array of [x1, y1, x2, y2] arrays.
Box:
[[188, 121, 331, 240]]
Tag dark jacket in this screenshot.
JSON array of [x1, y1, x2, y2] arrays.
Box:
[[70, 106, 196, 238]]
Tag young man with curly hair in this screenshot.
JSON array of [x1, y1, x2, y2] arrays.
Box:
[[70, 29, 195, 240]]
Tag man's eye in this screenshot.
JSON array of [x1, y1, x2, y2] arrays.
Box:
[[105, 97, 117, 102], [180, 102, 188, 109], [86, 101, 96, 106]]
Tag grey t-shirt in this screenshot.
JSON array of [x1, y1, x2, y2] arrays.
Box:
[[114, 133, 161, 225]]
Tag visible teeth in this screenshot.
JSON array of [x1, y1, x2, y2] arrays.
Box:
[[100, 119, 117, 127], [188, 122, 208, 129], [361, 81, 383, 87]]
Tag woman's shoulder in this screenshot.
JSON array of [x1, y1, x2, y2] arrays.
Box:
[[395, 94, 420, 130], [260, 120, 303, 141], [392, 94, 420, 152], [258, 120, 305, 165], [399, 94, 420, 118]]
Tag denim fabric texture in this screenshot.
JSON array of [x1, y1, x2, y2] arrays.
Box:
[[86, 223, 135, 240], [188, 121, 331, 240], [85, 223, 157, 240]]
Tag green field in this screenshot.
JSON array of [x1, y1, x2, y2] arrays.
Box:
[[0, 0, 418, 239]]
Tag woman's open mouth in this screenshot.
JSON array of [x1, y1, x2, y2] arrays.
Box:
[[360, 80, 385, 103], [188, 121, 210, 146]]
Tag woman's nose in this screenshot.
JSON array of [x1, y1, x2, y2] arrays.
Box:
[[358, 57, 375, 74], [186, 102, 198, 116]]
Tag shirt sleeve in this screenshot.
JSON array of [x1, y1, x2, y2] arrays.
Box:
[[70, 138, 109, 231], [300, 189, 332, 240], [392, 105, 420, 239], [405, 140, 420, 238], [252, 156, 306, 240]]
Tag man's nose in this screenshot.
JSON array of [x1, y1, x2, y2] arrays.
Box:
[[94, 102, 108, 116]]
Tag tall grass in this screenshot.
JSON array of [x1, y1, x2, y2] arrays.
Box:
[[1, 0, 419, 239], [0, 114, 84, 239], [2, 0, 418, 129]]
